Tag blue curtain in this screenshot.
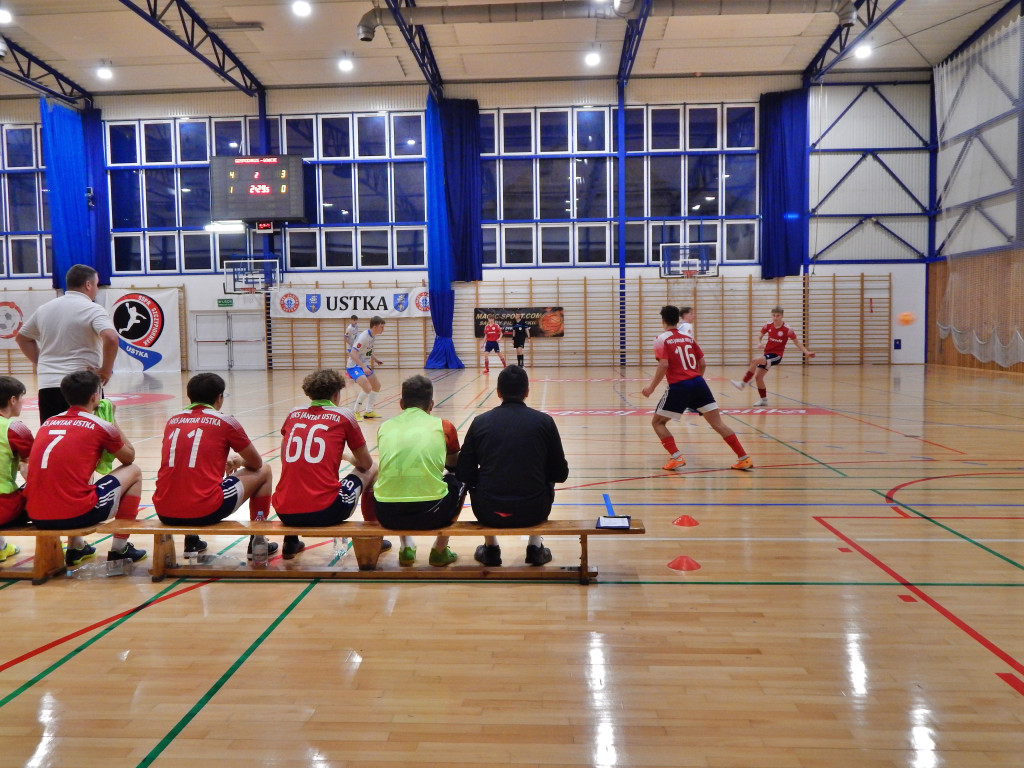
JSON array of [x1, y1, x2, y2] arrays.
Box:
[[39, 98, 96, 290], [759, 89, 808, 279], [82, 108, 111, 285], [424, 94, 482, 368]]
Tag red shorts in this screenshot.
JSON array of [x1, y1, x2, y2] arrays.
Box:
[[0, 491, 27, 527]]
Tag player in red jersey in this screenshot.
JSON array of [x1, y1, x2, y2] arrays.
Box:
[[152, 372, 282, 559], [272, 368, 378, 536], [481, 315, 506, 373], [25, 370, 146, 567], [731, 306, 815, 406], [0, 376, 34, 561], [641, 306, 753, 471]]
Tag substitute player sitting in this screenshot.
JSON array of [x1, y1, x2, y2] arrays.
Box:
[[731, 305, 814, 406], [347, 316, 385, 420], [641, 306, 753, 472], [272, 369, 378, 556], [25, 370, 147, 567], [152, 372, 285, 560], [481, 314, 507, 373], [0, 376, 33, 562]]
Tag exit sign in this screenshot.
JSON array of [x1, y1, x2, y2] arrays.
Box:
[[217, 298, 234, 308]]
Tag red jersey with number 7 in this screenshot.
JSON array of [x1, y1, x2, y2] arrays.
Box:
[[26, 407, 124, 520], [272, 404, 367, 515], [653, 329, 704, 384], [153, 405, 254, 518]]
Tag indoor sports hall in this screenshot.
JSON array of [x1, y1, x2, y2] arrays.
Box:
[[1, 2, 1023, 767]]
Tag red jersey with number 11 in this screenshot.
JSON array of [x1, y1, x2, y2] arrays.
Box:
[[153, 405, 254, 517], [653, 329, 704, 384]]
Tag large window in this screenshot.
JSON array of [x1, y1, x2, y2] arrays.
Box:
[[1, 123, 49, 278]]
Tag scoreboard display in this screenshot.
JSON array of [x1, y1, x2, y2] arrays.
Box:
[[210, 155, 305, 221]]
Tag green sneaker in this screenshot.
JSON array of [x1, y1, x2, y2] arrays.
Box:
[[428, 546, 458, 567], [398, 546, 417, 567]]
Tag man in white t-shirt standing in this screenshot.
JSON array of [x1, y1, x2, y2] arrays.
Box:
[[16, 264, 119, 422]]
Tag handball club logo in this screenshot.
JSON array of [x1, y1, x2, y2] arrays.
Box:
[[112, 293, 164, 347], [414, 290, 430, 312], [0, 301, 25, 339], [279, 293, 301, 313]]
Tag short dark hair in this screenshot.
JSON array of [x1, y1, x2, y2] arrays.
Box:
[[369, 316, 385, 329], [60, 370, 102, 407], [186, 372, 226, 405], [661, 305, 680, 325], [66, 264, 98, 290], [302, 369, 343, 401], [401, 374, 433, 410], [350, 315, 358, 320], [679, 306, 692, 315], [496, 365, 528, 400], [0, 375, 26, 409]]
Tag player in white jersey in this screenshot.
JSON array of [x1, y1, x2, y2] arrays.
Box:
[[347, 316, 386, 419], [677, 306, 695, 338], [343, 315, 360, 380]]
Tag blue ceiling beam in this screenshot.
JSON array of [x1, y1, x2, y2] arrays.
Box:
[[617, 0, 653, 89], [382, 0, 444, 101], [0, 36, 93, 107], [115, 0, 264, 97], [942, 0, 1022, 66], [804, 0, 911, 86]]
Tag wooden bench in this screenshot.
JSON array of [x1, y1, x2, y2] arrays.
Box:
[[0, 523, 106, 584], [107, 518, 646, 584]]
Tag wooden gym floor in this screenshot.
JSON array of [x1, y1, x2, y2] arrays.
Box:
[[1, 363, 1022, 767]]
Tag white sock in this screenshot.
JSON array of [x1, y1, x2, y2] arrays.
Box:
[[528, 535, 543, 548], [367, 391, 377, 409], [69, 536, 86, 550], [400, 536, 416, 549], [110, 539, 128, 554], [353, 391, 367, 412]]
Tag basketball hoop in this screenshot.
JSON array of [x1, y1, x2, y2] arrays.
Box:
[[242, 285, 256, 294], [682, 270, 698, 279]]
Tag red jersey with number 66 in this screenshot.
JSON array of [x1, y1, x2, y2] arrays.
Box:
[[26, 408, 124, 520], [153, 405, 254, 517], [272, 404, 367, 515], [653, 329, 704, 384]]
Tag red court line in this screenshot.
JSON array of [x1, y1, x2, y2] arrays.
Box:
[[996, 673, 1024, 696], [885, 472, 1024, 515], [836, 412, 966, 454], [815, 516, 1024, 678]]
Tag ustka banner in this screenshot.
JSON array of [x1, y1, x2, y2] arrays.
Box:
[[0, 291, 56, 349], [269, 287, 431, 319], [102, 289, 181, 374]]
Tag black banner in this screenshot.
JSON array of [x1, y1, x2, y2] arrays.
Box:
[[473, 307, 564, 338]]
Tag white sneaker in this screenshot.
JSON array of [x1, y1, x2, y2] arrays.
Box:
[[753, 398, 768, 406], [730, 379, 746, 390]]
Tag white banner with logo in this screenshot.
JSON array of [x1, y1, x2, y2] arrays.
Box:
[[102, 289, 181, 374], [269, 287, 431, 319], [0, 291, 57, 349]]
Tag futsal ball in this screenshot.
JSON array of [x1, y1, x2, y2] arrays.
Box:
[[898, 311, 916, 326]]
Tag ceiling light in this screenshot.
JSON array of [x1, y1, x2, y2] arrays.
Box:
[[853, 43, 872, 59], [97, 63, 114, 80], [205, 220, 247, 233], [0, 9, 11, 25], [584, 50, 600, 67], [292, 1, 312, 17], [338, 57, 354, 72]]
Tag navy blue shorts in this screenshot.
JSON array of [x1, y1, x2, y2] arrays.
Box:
[[654, 377, 718, 420], [759, 353, 782, 368], [158, 475, 245, 526], [278, 475, 363, 527], [31, 475, 124, 529], [484, 341, 501, 353]]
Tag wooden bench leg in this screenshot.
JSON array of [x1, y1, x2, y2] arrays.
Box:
[[32, 535, 68, 585], [352, 536, 384, 571], [150, 534, 175, 582]]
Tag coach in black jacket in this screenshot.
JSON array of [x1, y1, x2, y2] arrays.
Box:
[[457, 365, 569, 567]]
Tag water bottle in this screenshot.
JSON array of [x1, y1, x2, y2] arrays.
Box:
[[184, 550, 199, 567], [105, 559, 135, 577], [67, 561, 105, 580], [333, 537, 351, 558], [252, 513, 269, 568]]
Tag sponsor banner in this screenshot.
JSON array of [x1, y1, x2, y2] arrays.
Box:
[[0, 291, 56, 349], [270, 287, 430, 319], [103, 289, 181, 374], [474, 307, 564, 338], [543, 407, 834, 417]]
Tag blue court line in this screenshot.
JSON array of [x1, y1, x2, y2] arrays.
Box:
[[602, 494, 615, 516]]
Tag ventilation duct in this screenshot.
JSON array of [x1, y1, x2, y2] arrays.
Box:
[[358, 0, 855, 42]]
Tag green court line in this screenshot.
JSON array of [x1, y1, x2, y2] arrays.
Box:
[[0, 579, 188, 709], [136, 581, 317, 768], [726, 416, 848, 477], [871, 489, 1024, 572], [0, 579, 19, 590]]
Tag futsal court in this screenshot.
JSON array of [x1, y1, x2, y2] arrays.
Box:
[[1, 361, 1022, 767]]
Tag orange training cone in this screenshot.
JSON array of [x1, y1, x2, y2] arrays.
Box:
[[673, 515, 699, 527], [668, 555, 701, 571]]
